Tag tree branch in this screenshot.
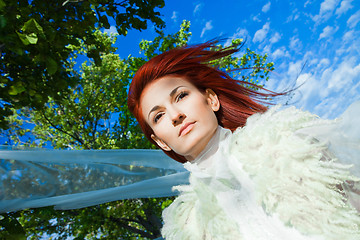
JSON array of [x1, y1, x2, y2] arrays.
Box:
[[109, 216, 154, 239], [41, 111, 85, 146]]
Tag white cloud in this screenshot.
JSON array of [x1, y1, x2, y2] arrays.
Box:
[[171, 11, 178, 22], [194, 3, 203, 15], [252, 14, 261, 22], [262, 2, 271, 13], [270, 32, 281, 44], [286, 8, 300, 22], [335, 0, 353, 16], [253, 22, 270, 43], [325, 58, 360, 94], [272, 47, 289, 59], [296, 73, 312, 86], [319, 25, 339, 39], [347, 10, 360, 28], [289, 36, 302, 51], [304, 0, 314, 8], [342, 30, 354, 42], [304, 58, 360, 118], [263, 44, 271, 54], [295, 73, 318, 105], [312, 0, 340, 23], [280, 57, 360, 118], [286, 15, 294, 22], [320, 0, 340, 12], [268, 19, 360, 118], [309, 58, 319, 66], [336, 29, 360, 56], [319, 58, 330, 66], [103, 26, 117, 35], [200, 21, 213, 38], [287, 60, 304, 79]]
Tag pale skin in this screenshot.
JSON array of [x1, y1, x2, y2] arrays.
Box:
[[140, 76, 221, 161]]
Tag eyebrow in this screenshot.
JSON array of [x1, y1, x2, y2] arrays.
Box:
[[147, 86, 184, 120]]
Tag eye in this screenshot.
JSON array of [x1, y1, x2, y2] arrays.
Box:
[[176, 91, 188, 102], [153, 112, 164, 123]]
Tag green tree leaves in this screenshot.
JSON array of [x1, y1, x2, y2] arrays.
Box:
[[0, 0, 165, 129], [17, 18, 45, 45], [0, 212, 26, 240]]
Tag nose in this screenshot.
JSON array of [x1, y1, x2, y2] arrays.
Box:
[[171, 112, 185, 126]]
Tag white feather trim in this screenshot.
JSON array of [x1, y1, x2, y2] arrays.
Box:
[[230, 106, 360, 239]]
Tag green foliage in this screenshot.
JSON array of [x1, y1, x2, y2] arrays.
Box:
[[210, 39, 274, 89], [29, 30, 144, 150], [0, 212, 26, 240], [12, 199, 170, 240], [0, 0, 165, 129], [138, 20, 191, 60], [1, 20, 275, 239]]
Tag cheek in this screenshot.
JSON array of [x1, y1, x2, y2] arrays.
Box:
[[196, 100, 214, 117], [152, 119, 173, 139], [186, 94, 209, 111]]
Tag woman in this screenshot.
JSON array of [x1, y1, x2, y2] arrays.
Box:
[[128, 41, 360, 239]]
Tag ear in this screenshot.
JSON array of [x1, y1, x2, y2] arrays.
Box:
[[151, 134, 172, 151], [205, 89, 220, 112]]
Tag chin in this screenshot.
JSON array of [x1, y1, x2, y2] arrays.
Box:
[[174, 127, 215, 158], [185, 138, 209, 159]]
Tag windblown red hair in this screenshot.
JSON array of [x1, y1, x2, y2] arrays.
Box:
[[128, 41, 282, 163]]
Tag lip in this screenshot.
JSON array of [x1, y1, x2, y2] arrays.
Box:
[[179, 122, 195, 137]]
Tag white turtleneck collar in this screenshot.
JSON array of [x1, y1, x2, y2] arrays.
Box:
[[184, 126, 232, 171]]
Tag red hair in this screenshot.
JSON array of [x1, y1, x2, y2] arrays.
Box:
[[128, 41, 282, 163]]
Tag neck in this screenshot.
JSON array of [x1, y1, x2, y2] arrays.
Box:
[[184, 126, 219, 162], [190, 126, 232, 169]]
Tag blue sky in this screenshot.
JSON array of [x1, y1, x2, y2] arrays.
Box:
[[107, 0, 360, 119]]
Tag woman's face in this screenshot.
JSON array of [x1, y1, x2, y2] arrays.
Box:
[[140, 76, 220, 161]]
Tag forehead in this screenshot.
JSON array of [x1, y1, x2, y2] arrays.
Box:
[[145, 76, 195, 93], [141, 76, 198, 100]]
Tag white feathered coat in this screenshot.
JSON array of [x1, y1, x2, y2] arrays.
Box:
[[161, 105, 360, 240]]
